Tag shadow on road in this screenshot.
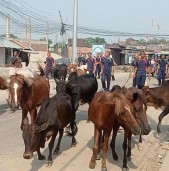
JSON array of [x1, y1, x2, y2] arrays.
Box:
[[86, 132, 138, 170], [29, 133, 78, 171]]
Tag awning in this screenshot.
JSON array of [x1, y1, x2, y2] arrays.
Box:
[[0, 38, 21, 49], [20, 49, 39, 54]]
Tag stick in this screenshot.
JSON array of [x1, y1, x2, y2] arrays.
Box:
[[124, 77, 131, 87]]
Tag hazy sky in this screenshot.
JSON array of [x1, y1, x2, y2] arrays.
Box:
[[1, 0, 169, 42]]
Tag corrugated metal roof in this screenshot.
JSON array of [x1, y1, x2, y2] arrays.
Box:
[[0, 37, 22, 49]]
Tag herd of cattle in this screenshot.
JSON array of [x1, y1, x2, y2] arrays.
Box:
[[0, 63, 169, 171]]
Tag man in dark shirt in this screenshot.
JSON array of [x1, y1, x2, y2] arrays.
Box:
[[86, 52, 95, 74], [157, 55, 168, 85], [77, 52, 83, 66], [44, 51, 55, 78], [100, 51, 114, 91], [95, 53, 101, 78], [134, 51, 150, 89]]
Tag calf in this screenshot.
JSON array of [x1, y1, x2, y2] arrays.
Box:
[[53, 64, 67, 81], [22, 93, 77, 166]]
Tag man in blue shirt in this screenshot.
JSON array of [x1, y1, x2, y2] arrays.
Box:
[[86, 52, 95, 74], [77, 52, 83, 67], [44, 51, 55, 78], [134, 51, 150, 89], [157, 55, 168, 85], [95, 53, 101, 78], [100, 51, 114, 91]]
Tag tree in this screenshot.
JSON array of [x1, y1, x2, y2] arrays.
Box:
[[84, 37, 106, 47], [39, 37, 52, 48], [2, 34, 18, 39]]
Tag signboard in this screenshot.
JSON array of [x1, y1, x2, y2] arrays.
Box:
[[92, 45, 105, 57]]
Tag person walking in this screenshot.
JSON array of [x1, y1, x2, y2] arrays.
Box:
[[77, 52, 83, 66], [95, 53, 101, 78], [134, 51, 150, 89], [44, 51, 55, 78], [10, 51, 22, 68], [130, 52, 140, 87], [157, 55, 168, 86], [100, 51, 114, 91], [86, 52, 95, 74]]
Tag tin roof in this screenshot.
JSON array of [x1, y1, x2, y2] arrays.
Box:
[[0, 37, 22, 49]]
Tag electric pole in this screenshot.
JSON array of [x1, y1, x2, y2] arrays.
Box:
[[27, 19, 31, 48], [6, 15, 10, 38], [72, 0, 78, 64]]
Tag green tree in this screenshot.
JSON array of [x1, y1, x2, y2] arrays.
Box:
[[84, 37, 106, 47], [2, 34, 18, 39]]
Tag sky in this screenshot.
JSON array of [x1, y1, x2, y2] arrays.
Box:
[[1, 0, 169, 43]]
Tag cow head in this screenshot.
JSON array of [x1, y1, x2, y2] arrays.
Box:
[[9, 75, 34, 110], [55, 79, 77, 95], [67, 64, 77, 74], [122, 87, 151, 135], [22, 117, 50, 159]]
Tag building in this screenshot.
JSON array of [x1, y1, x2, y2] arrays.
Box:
[[0, 37, 33, 65]]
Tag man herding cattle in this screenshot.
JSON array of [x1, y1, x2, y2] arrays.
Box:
[[134, 51, 151, 89], [100, 51, 114, 91], [44, 51, 55, 78], [157, 55, 168, 86]]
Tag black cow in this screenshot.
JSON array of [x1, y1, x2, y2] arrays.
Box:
[[22, 93, 77, 167], [53, 64, 67, 81], [55, 73, 98, 112]]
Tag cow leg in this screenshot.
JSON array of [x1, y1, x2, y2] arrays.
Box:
[[110, 124, 120, 161], [70, 120, 77, 147], [21, 109, 28, 130], [157, 106, 169, 134], [122, 130, 129, 171], [89, 126, 100, 169], [30, 108, 37, 125], [37, 147, 46, 160], [46, 131, 58, 167], [96, 131, 103, 160], [126, 131, 132, 161], [101, 131, 111, 171], [53, 129, 63, 155]]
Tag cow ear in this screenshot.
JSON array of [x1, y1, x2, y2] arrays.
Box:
[[24, 77, 34, 87], [39, 122, 50, 132], [132, 92, 138, 101]]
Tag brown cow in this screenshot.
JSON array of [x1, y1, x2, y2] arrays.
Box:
[[8, 75, 50, 129], [67, 64, 87, 76], [143, 80, 169, 134]]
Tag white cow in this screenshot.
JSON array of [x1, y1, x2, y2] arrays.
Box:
[[0, 67, 37, 85]]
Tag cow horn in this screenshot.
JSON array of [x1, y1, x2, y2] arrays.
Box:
[[24, 77, 34, 86], [54, 78, 60, 84]]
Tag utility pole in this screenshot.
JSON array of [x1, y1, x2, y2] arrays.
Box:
[[25, 21, 28, 40], [72, 0, 78, 64], [46, 22, 49, 51], [27, 19, 31, 48], [6, 15, 10, 38]]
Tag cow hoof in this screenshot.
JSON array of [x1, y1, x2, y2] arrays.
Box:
[[53, 150, 59, 155], [127, 156, 131, 161], [101, 167, 107, 171], [38, 155, 46, 160], [96, 153, 101, 160], [137, 143, 143, 151], [71, 143, 77, 147], [122, 167, 129, 171], [45, 161, 53, 167], [89, 161, 96, 169], [113, 153, 118, 161]]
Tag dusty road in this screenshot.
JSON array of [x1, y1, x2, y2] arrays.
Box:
[[0, 73, 169, 171]]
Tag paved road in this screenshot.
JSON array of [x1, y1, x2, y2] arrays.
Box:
[[0, 73, 169, 171]]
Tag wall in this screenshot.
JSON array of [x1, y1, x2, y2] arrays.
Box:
[[0, 47, 5, 65]]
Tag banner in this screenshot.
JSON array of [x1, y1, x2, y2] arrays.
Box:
[[92, 45, 105, 57]]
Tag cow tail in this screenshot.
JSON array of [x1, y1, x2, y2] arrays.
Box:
[[37, 62, 45, 76]]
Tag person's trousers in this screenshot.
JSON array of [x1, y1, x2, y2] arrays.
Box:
[[95, 65, 101, 78], [158, 70, 166, 85], [45, 68, 52, 78], [136, 70, 146, 89], [101, 73, 111, 91]]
